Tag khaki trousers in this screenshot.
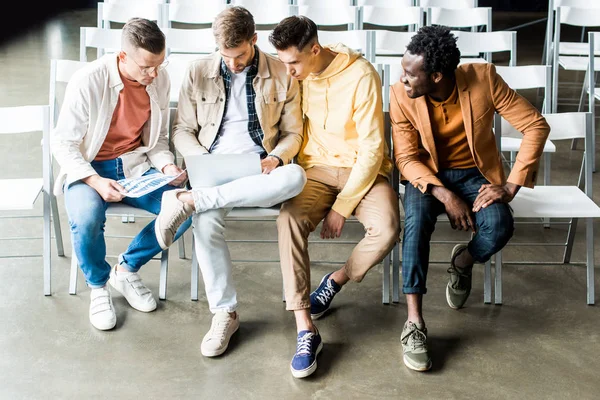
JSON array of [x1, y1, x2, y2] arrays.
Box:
[[277, 165, 400, 310]]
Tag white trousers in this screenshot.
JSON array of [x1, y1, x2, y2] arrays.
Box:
[[191, 164, 307, 313]]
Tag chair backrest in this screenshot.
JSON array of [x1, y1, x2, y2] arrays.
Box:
[[375, 30, 415, 56], [357, 0, 413, 6], [298, 5, 360, 30], [298, 0, 352, 6], [256, 30, 278, 55], [0, 105, 52, 195], [165, 1, 226, 27], [360, 6, 423, 31], [317, 29, 375, 62], [164, 28, 217, 58], [427, 6, 491, 32], [231, 0, 295, 25], [165, 57, 193, 106], [49, 59, 89, 129], [97, 1, 164, 29], [453, 30, 517, 66], [418, 0, 477, 8], [80, 27, 122, 61]]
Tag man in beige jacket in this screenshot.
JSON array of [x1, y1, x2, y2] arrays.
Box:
[[154, 6, 305, 357]]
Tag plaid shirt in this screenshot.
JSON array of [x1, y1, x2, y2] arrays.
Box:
[[210, 46, 267, 158]]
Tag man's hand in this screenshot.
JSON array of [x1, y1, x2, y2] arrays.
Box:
[[261, 156, 281, 174], [472, 182, 520, 212], [162, 163, 187, 187], [320, 210, 346, 239], [83, 174, 126, 202], [431, 186, 475, 232]]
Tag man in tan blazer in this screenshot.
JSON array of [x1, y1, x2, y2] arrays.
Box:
[[390, 25, 549, 372]]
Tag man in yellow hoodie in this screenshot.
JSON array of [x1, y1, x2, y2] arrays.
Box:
[[269, 16, 400, 378]]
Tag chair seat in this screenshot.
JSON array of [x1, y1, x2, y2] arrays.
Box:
[[459, 57, 487, 65], [558, 55, 600, 71], [500, 137, 556, 153], [558, 42, 600, 56], [227, 206, 281, 219], [511, 186, 600, 218], [0, 178, 43, 210]]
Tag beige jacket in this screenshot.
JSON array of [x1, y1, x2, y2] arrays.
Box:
[[171, 48, 303, 164]]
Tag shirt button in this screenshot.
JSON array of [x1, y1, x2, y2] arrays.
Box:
[[201, 97, 206, 101], [220, 98, 223, 102], [211, 123, 215, 126]]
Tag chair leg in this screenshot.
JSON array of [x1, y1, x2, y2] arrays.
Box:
[[43, 192, 52, 296], [392, 240, 400, 303], [50, 195, 64, 257], [191, 239, 199, 301], [69, 249, 79, 295], [494, 252, 503, 305], [178, 234, 186, 259], [484, 258, 492, 304], [543, 153, 551, 228], [158, 249, 169, 301], [563, 217, 578, 264], [382, 250, 390, 304], [586, 218, 595, 305]]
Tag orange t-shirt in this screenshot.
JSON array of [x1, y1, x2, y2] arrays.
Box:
[[95, 73, 150, 161], [426, 85, 476, 170]]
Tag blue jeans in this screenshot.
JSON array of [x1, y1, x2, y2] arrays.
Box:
[[402, 167, 514, 295], [64, 158, 192, 288]]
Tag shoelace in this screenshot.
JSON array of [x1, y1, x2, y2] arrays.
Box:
[[402, 325, 426, 351], [126, 273, 151, 296], [315, 280, 337, 305], [447, 266, 471, 290], [209, 315, 232, 343], [296, 332, 314, 356], [167, 203, 190, 236]]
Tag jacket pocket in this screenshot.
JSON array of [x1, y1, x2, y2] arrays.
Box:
[[195, 92, 221, 127]]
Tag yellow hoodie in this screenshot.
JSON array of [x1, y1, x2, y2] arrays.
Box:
[[299, 43, 392, 218]]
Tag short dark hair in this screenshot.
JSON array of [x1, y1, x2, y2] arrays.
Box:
[[213, 6, 256, 49], [406, 25, 461, 77], [121, 17, 165, 55], [269, 15, 318, 51]]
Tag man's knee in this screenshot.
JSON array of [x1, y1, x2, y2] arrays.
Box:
[[479, 206, 514, 245], [192, 210, 225, 239], [68, 206, 105, 234], [282, 164, 307, 196]]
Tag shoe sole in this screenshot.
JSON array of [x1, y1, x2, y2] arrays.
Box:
[[403, 354, 432, 372], [201, 322, 240, 357], [446, 244, 470, 310], [90, 318, 116, 331], [154, 217, 169, 251], [290, 341, 323, 379], [108, 276, 157, 313]]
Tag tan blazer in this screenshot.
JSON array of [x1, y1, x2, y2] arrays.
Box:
[[390, 63, 550, 193]]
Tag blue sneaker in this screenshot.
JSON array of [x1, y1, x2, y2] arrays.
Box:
[[290, 329, 323, 378], [310, 272, 341, 319]]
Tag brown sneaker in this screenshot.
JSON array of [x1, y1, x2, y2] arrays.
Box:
[[155, 189, 194, 250]]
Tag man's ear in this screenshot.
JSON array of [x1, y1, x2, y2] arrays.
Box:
[[310, 42, 320, 57], [118, 51, 127, 63], [431, 71, 443, 84]]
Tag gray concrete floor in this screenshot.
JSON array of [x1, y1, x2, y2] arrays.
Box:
[[1, 7, 600, 400]]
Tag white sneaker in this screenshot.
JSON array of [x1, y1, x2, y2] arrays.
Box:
[[201, 310, 240, 357], [155, 189, 194, 250], [89, 286, 116, 331], [108, 265, 157, 312]]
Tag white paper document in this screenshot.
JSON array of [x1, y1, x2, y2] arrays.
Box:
[[117, 170, 185, 198]]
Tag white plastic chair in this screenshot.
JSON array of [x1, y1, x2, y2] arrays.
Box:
[[417, 0, 477, 8], [373, 30, 415, 65], [0, 105, 61, 296], [551, 6, 600, 114], [256, 29, 278, 55], [357, 0, 414, 6], [359, 5, 423, 32], [492, 112, 600, 305]]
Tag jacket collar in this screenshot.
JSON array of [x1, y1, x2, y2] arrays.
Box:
[[208, 46, 270, 79]]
